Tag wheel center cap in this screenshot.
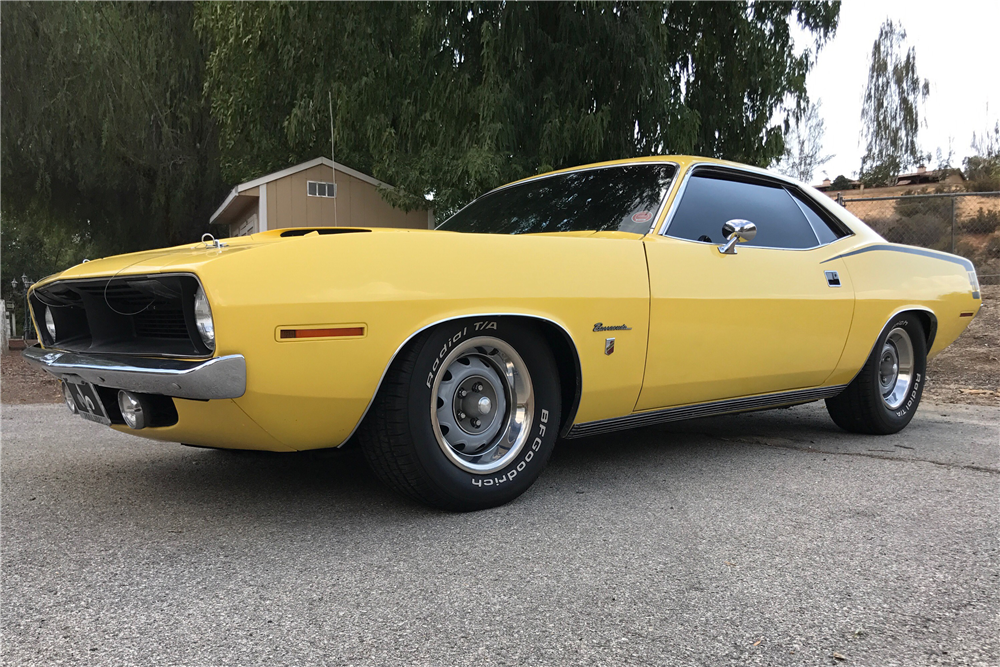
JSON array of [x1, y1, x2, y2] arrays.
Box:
[[477, 396, 492, 415], [878, 350, 899, 381], [448, 373, 502, 437], [879, 349, 899, 387]]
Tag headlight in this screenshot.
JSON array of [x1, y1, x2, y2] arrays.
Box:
[[45, 307, 57, 340], [193, 286, 215, 351]]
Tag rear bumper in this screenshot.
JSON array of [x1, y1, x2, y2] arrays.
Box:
[[22, 346, 246, 400]]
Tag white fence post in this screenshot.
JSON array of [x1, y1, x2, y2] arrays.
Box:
[[1, 300, 7, 351]]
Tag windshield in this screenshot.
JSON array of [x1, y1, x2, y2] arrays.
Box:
[[438, 163, 676, 235]]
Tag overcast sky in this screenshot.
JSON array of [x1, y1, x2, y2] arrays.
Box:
[[791, 0, 999, 184]]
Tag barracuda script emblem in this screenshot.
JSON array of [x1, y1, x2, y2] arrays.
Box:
[[605, 338, 615, 355], [593, 322, 632, 332]]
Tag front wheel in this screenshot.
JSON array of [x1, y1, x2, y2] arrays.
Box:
[[359, 318, 561, 511], [826, 314, 927, 434]]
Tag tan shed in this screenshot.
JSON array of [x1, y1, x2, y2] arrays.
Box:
[[209, 157, 434, 237]]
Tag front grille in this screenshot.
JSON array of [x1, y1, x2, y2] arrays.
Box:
[[29, 274, 210, 357], [133, 308, 190, 339]]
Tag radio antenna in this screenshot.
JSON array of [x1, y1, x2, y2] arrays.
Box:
[[329, 90, 338, 227]]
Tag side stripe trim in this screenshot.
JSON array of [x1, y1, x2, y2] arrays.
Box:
[[821, 244, 975, 271], [565, 385, 846, 439]]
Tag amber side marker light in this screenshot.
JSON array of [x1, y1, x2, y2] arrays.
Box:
[[280, 326, 365, 339]]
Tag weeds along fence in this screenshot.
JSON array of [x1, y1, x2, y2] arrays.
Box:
[[839, 191, 1000, 285]]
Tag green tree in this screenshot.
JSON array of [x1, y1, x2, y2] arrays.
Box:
[[0, 0, 841, 311], [859, 20, 929, 187], [0, 205, 103, 332], [197, 1, 840, 216], [777, 99, 833, 183], [831, 174, 854, 190], [0, 2, 225, 304], [963, 121, 1000, 192]]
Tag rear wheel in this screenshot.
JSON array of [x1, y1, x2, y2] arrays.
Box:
[[826, 314, 927, 434], [360, 318, 561, 511]]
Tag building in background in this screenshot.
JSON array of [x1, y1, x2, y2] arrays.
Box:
[[210, 157, 434, 237], [813, 165, 966, 199]]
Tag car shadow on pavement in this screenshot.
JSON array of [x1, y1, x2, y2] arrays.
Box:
[[110, 402, 846, 517]]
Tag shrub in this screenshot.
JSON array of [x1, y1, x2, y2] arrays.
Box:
[[893, 195, 949, 219], [831, 175, 853, 190], [960, 207, 1000, 235], [954, 239, 979, 261], [883, 213, 949, 249], [859, 214, 895, 237], [986, 232, 1000, 259]]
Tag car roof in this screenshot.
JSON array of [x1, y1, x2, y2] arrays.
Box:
[[490, 155, 792, 196]]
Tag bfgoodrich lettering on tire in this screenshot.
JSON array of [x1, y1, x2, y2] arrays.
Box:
[[359, 318, 561, 511], [826, 314, 927, 435]]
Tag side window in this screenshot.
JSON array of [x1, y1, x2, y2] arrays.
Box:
[[789, 190, 841, 245], [667, 173, 821, 249]]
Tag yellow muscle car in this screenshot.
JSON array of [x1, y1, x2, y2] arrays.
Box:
[[24, 156, 982, 510]]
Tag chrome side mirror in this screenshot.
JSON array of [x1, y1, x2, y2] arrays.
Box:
[[718, 219, 757, 254]]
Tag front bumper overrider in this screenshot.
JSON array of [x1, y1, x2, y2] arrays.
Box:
[[22, 346, 246, 400]]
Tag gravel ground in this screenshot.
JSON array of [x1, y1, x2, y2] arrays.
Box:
[[923, 284, 1000, 407], [2, 401, 997, 667], [0, 351, 61, 405]]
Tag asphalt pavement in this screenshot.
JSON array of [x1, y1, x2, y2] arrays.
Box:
[[2, 401, 998, 667]]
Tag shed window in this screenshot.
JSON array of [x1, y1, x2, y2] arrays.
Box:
[[308, 181, 337, 198]]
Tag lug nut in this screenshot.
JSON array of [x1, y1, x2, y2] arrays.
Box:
[[471, 418, 481, 428], [457, 412, 466, 420], [459, 389, 468, 398], [473, 383, 483, 392]]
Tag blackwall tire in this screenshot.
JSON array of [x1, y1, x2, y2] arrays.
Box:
[[359, 318, 561, 511], [826, 314, 927, 435]]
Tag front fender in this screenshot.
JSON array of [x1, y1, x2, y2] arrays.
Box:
[[194, 231, 650, 450]]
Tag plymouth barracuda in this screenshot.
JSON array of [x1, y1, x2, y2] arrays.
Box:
[[24, 156, 982, 510]]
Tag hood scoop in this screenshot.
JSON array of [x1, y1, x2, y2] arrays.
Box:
[[279, 228, 372, 237]]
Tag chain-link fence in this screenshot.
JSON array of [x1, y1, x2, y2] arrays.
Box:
[[839, 191, 1000, 284]]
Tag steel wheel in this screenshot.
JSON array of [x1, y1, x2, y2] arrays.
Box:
[[430, 336, 534, 474], [878, 327, 914, 410], [826, 314, 927, 435], [360, 318, 561, 510]]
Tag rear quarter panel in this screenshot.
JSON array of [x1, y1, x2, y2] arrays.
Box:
[[826, 244, 981, 386]]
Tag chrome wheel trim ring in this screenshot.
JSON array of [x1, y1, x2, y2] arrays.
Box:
[[879, 327, 914, 410], [430, 336, 534, 474]]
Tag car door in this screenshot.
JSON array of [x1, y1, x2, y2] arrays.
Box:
[[636, 166, 856, 411]]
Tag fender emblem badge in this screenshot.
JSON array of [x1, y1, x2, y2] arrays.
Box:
[[594, 322, 632, 332], [605, 338, 615, 356]]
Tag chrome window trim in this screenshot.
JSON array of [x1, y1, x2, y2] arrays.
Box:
[[645, 161, 681, 234], [436, 160, 681, 233], [789, 189, 827, 246], [656, 162, 854, 251], [336, 312, 583, 447], [782, 188, 822, 246], [655, 162, 697, 236]]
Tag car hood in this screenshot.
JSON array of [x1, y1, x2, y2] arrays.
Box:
[[31, 228, 386, 288], [31, 227, 644, 290]]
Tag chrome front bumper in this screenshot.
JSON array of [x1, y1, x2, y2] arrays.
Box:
[[22, 346, 246, 400]]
